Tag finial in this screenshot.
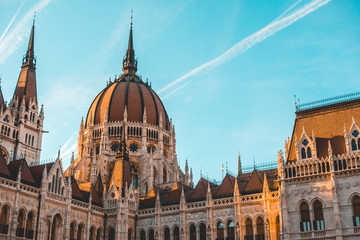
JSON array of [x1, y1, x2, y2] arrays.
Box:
[[253, 157, 256, 170], [131, 10, 133, 28]]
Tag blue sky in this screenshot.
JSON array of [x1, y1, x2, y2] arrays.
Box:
[[0, 0, 359, 183]]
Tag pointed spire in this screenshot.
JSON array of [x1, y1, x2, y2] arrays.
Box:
[[238, 152, 242, 176], [23, 16, 36, 68], [122, 11, 137, 75], [13, 19, 38, 106]]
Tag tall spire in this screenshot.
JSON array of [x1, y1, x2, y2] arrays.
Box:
[[13, 18, 37, 105], [122, 11, 137, 75], [23, 16, 36, 68]]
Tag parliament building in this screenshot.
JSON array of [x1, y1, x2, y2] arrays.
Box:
[[0, 19, 359, 240]]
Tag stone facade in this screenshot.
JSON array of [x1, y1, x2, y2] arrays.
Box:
[[0, 21, 359, 240]]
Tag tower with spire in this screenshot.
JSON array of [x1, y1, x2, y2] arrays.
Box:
[[0, 19, 44, 166]]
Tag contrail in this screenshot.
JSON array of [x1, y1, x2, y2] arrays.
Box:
[[161, 81, 191, 100], [271, 0, 304, 24], [0, 0, 54, 64], [157, 0, 331, 95], [0, 0, 26, 42]]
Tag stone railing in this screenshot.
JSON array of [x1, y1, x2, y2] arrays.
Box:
[[283, 152, 360, 180]]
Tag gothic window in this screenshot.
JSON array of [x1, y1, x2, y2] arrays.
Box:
[[353, 195, 360, 227], [50, 214, 62, 240], [129, 143, 138, 152], [25, 212, 34, 239], [96, 145, 100, 155], [256, 217, 265, 240], [77, 224, 84, 240], [96, 229, 101, 240], [350, 130, 360, 152], [301, 148, 306, 159], [16, 209, 25, 237], [140, 230, 146, 240], [300, 202, 311, 232], [173, 226, 180, 240], [217, 222, 224, 239], [0, 205, 9, 234], [163, 165, 167, 183], [307, 147, 312, 158], [25, 134, 28, 144], [108, 228, 115, 240], [276, 216, 280, 240], [147, 145, 156, 154], [227, 220, 235, 240], [3, 115, 9, 123], [149, 229, 154, 240], [313, 200, 325, 230], [164, 227, 170, 240], [90, 227, 96, 240], [199, 223, 206, 240], [352, 139, 357, 151], [190, 224, 196, 240], [111, 142, 120, 152], [245, 218, 253, 239]]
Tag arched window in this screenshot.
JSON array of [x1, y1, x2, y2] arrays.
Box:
[[16, 209, 25, 237], [190, 224, 196, 240], [217, 222, 224, 239], [163, 165, 167, 183], [276, 216, 280, 240], [0, 205, 10, 234], [352, 139, 357, 151], [256, 217, 265, 240], [128, 228, 132, 240], [245, 218, 253, 240], [301, 148, 306, 159], [70, 222, 76, 240], [300, 202, 311, 232], [199, 223, 206, 240], [108, 228, 115, 240], [307, 147, 312, 158], [77, 223, 84, 240], [174, 226, 180, 240], [164, 227, 170, 240], [50, 214, 62, 240], [227, 220, 235, 240], [140, 230, 146, 240], [313, 200, 325, 230], [149, 229, 154, 240], [96, 228, 102, 240], [90, 227, 96, 240], [353, 195, 360, 227], [25, 212, 35, 239]]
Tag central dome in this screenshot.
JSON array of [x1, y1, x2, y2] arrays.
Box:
[[85, 23, 169, 130], [85, 74, 169, 129]]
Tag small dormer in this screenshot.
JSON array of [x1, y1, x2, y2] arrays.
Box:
[[296, 127, 315, 160], [346, 117, 360, 152]]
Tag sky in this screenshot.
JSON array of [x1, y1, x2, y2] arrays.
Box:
[[0, 0, 359, 183]]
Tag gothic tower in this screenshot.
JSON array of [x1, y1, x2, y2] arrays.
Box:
[[0, 20, 44, 166]]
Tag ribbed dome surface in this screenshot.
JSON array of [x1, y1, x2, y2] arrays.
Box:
[[85, 74, 169, 130]]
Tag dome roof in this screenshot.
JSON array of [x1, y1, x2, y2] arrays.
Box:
[[85, 74, 169, 130]]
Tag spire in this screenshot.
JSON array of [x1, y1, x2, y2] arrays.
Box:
[[23, 17, 36, 68], [122, 11, 137, 75], [238, 152, 242, 176], [13, 19, 37, 105]]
